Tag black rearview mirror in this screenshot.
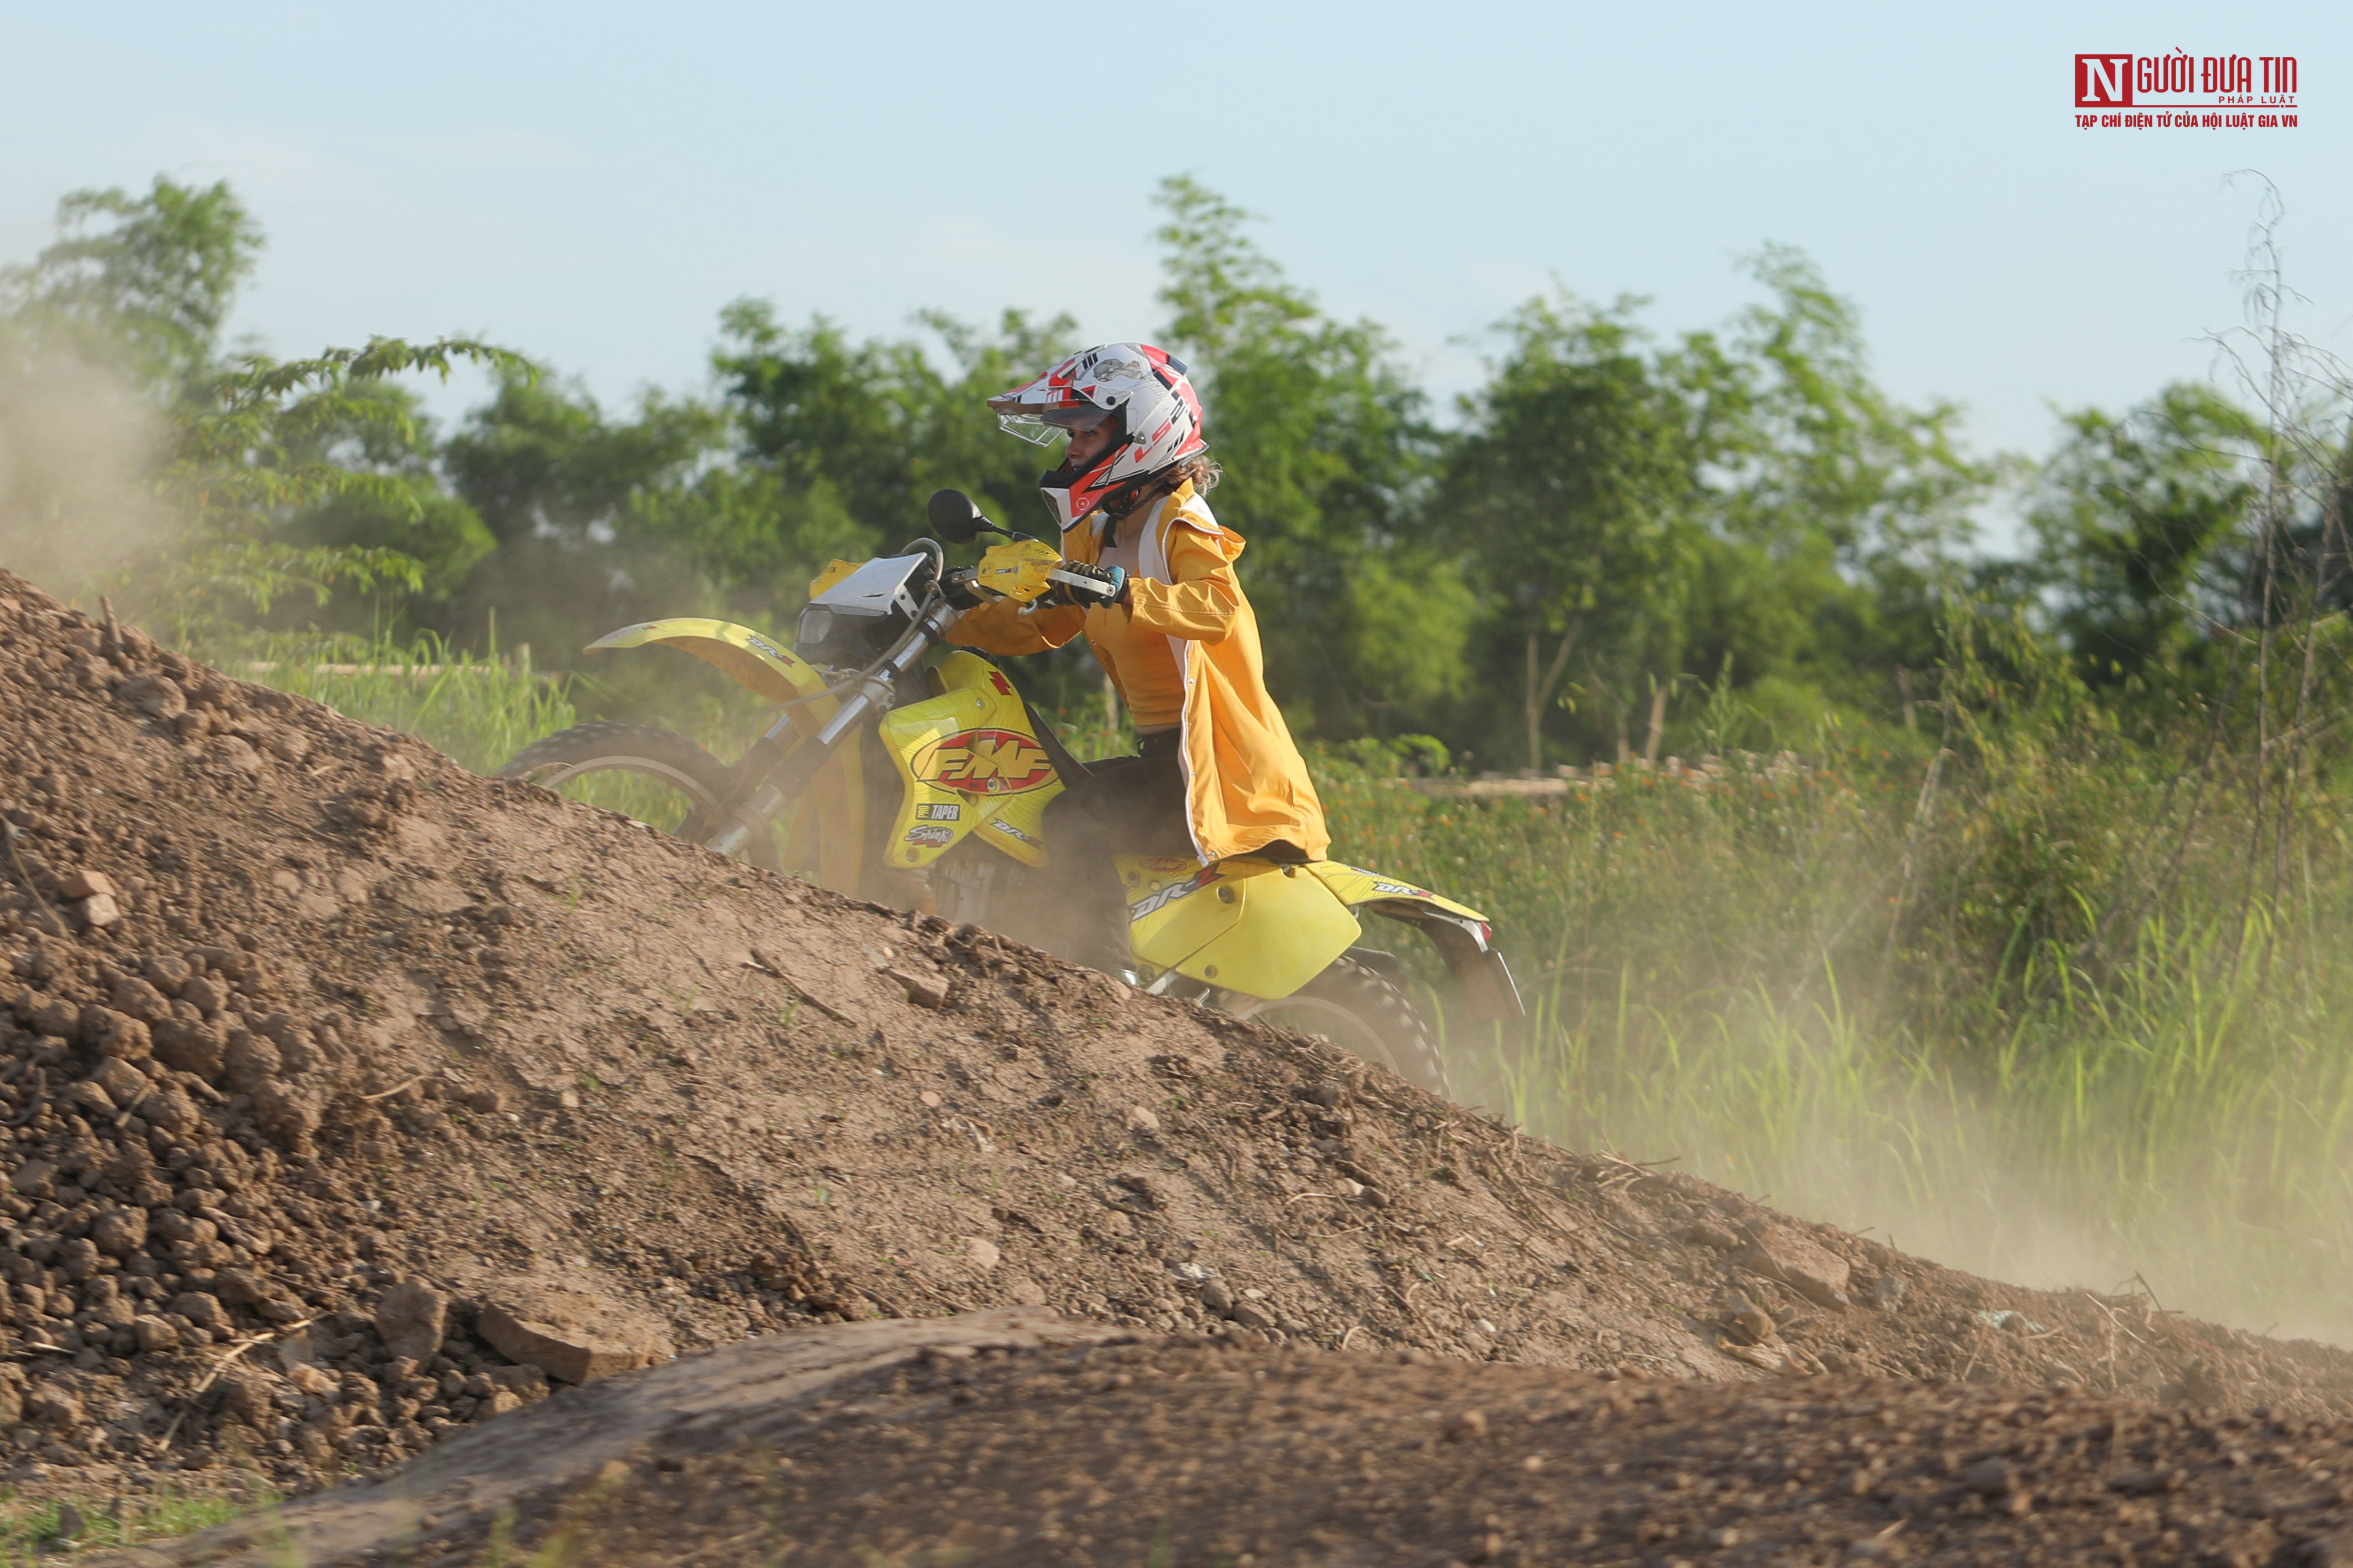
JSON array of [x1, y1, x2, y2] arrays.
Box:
[[927, 488, 992, 545]]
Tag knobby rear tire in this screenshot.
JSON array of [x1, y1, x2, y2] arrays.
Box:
[[495, 722, 781, 871], [1234, 956, 1450, 1099]]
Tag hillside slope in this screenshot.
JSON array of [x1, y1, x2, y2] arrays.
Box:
[[1, 566, 2347, 1511]]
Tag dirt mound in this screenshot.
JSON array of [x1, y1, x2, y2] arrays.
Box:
[[3, 563, 2352, 1513], [110, 1311, 2353, 1568]]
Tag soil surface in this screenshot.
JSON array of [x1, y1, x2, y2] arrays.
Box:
[[105, 1311, 2353, 1568], [3, 563, 2352, 1556]]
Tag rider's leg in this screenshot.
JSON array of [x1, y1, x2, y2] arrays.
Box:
[[1038, 745, 1189, 972]]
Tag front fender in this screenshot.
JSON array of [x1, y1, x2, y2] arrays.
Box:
[[590, 618, 864, 893], [587, 619, 830, 711]]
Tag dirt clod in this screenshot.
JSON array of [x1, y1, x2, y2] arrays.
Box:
[[1713, 1290, 1777, 1346], [373, 1280, 448, 1362], [1738, 1223, 1855, 1309], [55, 869, 114, 901], [477, 1283, 673, 1385]]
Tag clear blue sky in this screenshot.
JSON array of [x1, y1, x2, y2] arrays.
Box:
[[4, 0, 2345, 537]]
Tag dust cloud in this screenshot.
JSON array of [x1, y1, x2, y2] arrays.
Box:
[[1615, 1084, 2353, 1354], [0, 348, 165, 604]]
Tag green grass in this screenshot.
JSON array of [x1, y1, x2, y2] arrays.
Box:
[[234, 636, 2353, 1345], [235, 630, 735, 829], [0, 1486, 266, 1561], [1317, 743, 2353, 1345], [235, 630, 578, 775]]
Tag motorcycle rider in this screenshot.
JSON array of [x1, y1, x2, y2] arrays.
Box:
[[948, 342, 1328, 968]]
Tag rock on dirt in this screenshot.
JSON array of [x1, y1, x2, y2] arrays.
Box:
[[476, 1283, 674, 1385], [1712, 1290, 1777, 1347], [372, 1280, 448, 1363], [1738, 1223, 1854, 1309]]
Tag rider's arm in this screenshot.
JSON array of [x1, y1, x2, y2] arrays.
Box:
[[1122, 523, 1241, 642], [947, 597, 1087, 656]]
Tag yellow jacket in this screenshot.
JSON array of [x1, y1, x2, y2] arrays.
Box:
[[948, 482, 1330, 864]]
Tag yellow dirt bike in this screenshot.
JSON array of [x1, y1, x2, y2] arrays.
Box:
[[496, 489, 1521, 1095]]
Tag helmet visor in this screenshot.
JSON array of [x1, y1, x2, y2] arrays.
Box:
[[997, 406, 1112, 447]]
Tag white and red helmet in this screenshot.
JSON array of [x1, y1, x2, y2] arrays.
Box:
[[989, 343, 1206, 533]]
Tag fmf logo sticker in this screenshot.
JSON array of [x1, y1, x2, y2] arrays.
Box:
[[914, 729, 1056, 795]]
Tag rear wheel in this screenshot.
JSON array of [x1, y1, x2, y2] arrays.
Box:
[[1231, 956, 1449, 1098], [930, 841, 1062, 953], [495, 722, 780, 870]]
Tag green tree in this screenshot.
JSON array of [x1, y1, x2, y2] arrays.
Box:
[[1436, 249, 1992, 769], [442, 364, 720, 548], [1675, 249, 1989, 740], [158, 335, 523, 640], [1437, 294, 1699, 770], [283, 380, 497, 613], [0, 173, 516, 635], [699, 304, 1072, 583], [2026, 383, 2264, 688], [0, 176, 262, 393], [1152, 176, 1466, 737]]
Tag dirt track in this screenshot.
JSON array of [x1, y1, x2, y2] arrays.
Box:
[[106, 1311, 2353, 1568], [3, 564, 2352, 1559]]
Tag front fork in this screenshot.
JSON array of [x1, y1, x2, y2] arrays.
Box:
[[702, 601, 959, 859]]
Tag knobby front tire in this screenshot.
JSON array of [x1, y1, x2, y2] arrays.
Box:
[[495, 722, 781, 871]]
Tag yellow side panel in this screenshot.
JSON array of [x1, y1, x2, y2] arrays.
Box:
[[1125, 857, 1361, 1001], [1121, 856, 1233, 962], [977, 786, 1053, 866], [1305, 862, 1491, 926], [584, 617, 827, 710], [880, 659, 1062, 870], [929, 650, 1002, 696]]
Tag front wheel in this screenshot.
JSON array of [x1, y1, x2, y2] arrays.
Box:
[[1229, 957, 1449, 1098], [495, 722, 780, 870]]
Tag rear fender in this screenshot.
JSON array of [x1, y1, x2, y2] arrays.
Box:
[[1304, 863, 1525, 1020], [1124, 856, 1360, 1000]]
